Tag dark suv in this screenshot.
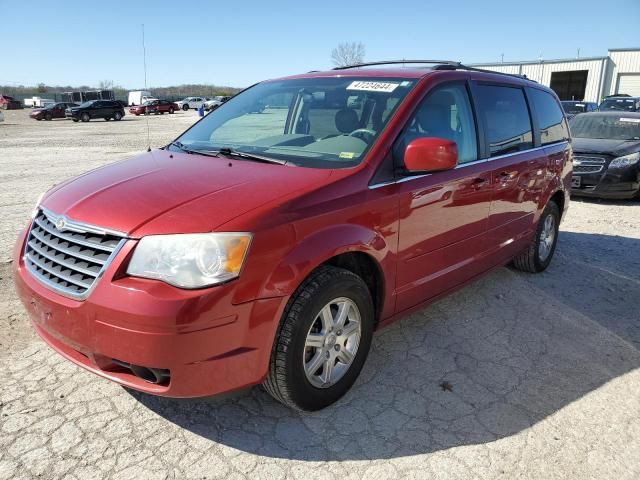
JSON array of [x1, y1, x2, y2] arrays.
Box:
[[598, 96, 640, 112], [65, 100, 125, 122]]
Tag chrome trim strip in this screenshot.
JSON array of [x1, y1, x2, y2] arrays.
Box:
[[34, 216, 117, 252], [368, 142, 568, 189], [40, 206, 127, 237]]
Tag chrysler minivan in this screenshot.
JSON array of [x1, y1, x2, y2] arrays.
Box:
[[14, 61, 572, 411]]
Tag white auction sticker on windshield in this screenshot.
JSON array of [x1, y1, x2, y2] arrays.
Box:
[[346, 81, 399, 93], [620, 117, 640, 123]]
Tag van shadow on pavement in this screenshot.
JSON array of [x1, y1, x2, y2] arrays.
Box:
[[129, 230, 640, 461]]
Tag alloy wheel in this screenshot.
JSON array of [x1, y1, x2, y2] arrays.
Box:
[[538, 214, 556, 261], [303, 297, 361, 388]]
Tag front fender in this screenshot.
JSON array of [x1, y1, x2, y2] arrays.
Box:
[[258, 223, 391, 301]]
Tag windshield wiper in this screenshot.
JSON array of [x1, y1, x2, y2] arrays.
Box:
[[169, 141, 222, 157], [214, 147, 286, 165]]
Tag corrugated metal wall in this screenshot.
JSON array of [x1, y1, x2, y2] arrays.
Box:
[[477, 59, 606, 102], [609, 50, 640, 95]]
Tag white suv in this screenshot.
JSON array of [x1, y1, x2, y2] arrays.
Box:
[[175, 97, 208, 111]]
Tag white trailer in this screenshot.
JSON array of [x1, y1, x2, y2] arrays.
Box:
[[24, 97, 56, 108], [128, 91, 154, 106]]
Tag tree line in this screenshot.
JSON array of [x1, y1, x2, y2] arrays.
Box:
[[0, 83, 241, 100]]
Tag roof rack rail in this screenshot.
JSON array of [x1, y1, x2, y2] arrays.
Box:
[[332, 59, 535, 82], [332, 60, 462, 70]]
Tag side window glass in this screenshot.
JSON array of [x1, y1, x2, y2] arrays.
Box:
[[396, 83, 478, 164], [528, 88, 569, 146], [476, 85, 533, 157]]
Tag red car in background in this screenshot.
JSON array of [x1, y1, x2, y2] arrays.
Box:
[[0, 95, 23, 110], [129, 99, 178, 116], [30, 102, 78, 121]]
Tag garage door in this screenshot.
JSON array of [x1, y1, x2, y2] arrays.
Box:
[[617, 74, 640, 96]]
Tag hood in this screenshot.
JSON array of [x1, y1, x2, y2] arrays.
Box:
[[42, 149, 333, 237], [572, 137, 640, 158]]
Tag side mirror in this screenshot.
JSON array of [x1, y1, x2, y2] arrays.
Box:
[[404, 137, 458, 173]]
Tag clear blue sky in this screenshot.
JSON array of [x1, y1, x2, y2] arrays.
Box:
[[3, 0, 639, 89]]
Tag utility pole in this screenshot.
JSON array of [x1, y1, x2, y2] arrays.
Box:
[[500, 53, 504, 63], [577, 48, 580, 59]]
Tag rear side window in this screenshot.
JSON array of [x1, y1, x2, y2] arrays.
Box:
[[475, 85, 533, 157], [529, 88, 569, 145]]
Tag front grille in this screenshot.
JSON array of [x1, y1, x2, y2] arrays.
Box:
[[573, 155, 607, 175], [574, 155, 606, 164], [574, 164, 603, 174], [24, 209, 125, 299]]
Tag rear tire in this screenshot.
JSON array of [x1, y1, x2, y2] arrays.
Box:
[[263, 266, 374, 411], [105, 117, 111, 121], [169, 108, 174, 114], [114, 112, 122, 121], [512, 201, 560, 273], [72, 118, 79, 122]]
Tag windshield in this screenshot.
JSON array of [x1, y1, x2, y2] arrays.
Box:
[[599, 98, 637, 112], [561, 101, 588, 114], [79, 101, 95, 108], [569, 114, 640, 140], [172, 77, 416, 168]]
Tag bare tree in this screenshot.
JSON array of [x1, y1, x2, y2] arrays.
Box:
[[99, 79, 114, 90], [331, 42, 365, 67]]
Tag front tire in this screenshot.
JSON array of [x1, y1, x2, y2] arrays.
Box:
[[263, 266, 374, 411], [81, 113, 90, 122], [45, 113, 52, 121], [182, 104, 189, 111], [512, 201, 560, 273]]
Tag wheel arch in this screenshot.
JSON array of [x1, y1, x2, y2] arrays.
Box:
[[258, 224, 391, 326]]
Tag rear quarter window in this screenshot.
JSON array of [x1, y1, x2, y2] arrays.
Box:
[[529, 88, 569, 145], [475, 85, 533, 157]]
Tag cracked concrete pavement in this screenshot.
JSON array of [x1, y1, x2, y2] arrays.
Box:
[[1, 109, 639, 479]]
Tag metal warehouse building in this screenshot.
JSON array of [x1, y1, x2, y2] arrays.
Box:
[[473, 47, 640, 103]]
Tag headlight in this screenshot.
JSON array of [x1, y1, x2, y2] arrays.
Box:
[[609, 152, 640, 169], [127, 233, 252, 288]]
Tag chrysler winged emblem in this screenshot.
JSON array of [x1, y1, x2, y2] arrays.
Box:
[[55, 217, 66, 231]]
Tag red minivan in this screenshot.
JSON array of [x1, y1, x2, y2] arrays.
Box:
[[13, 61, 572, 410]]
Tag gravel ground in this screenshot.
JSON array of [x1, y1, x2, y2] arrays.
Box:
[[0, 109, 639, 480]]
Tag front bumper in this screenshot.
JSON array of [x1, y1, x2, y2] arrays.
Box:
[[571, 166, 640, 199], [13, 226, 286, 398]]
